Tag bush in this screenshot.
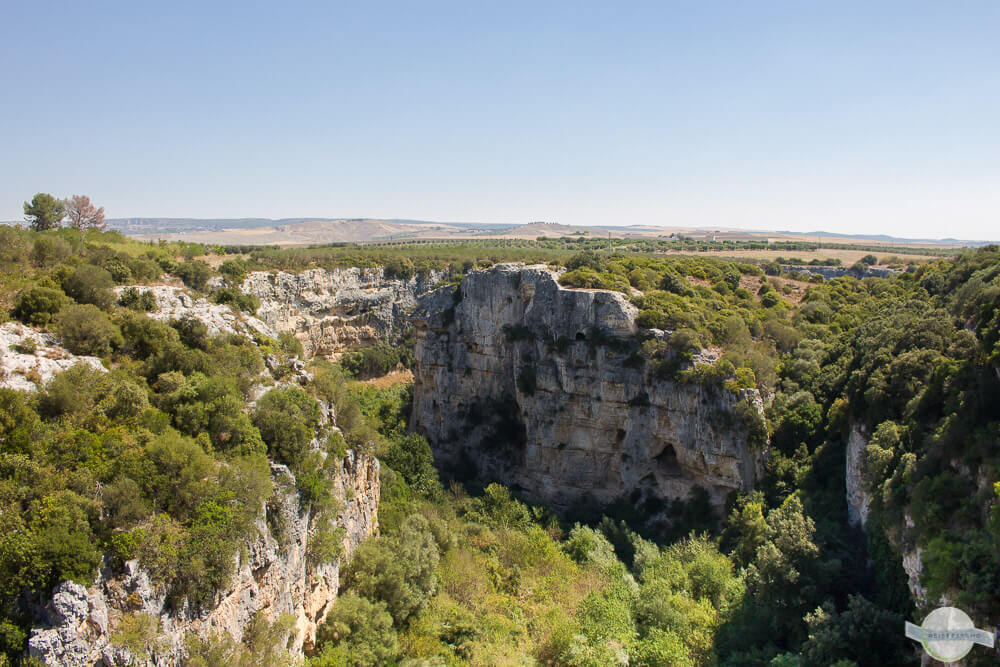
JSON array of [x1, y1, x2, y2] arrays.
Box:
[[54, 304, 122, 355], [175, 260, 211, 291], [30, 237, 72, 267], [210, 287, 259, 314], [62, 264, 115, 309], [343, 514, 440, 627], [252, 386, 321, 470], [219, 259, 249, 284], [118, 314, 179, 360], [171, 315, 210, 350], [313, 593, 399, 665], [12, 286, 67, 326], [339, 343, 409, 379], [277, 331, 304, 358], [383, 257, 415, 280], [660, 272, 692, 296], [565, 250, 606, 272], [119, 287, 158, 312]]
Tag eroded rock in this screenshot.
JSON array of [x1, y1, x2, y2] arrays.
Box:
[[0, 322, 106, 392], [240, 268, 444, 357], [411, 264, 763, 519]]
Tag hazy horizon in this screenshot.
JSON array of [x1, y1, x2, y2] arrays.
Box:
[[3, 2, 998, 239]]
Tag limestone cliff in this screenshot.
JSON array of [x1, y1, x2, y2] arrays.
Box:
[[27, 452, 379, 666], [411, 264, 763, 517], [241, 268, 444, 357]]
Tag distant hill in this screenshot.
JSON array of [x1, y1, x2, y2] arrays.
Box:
[[80, 216, 993, 247]]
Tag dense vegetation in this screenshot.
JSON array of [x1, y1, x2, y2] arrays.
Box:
[[0, 221, 997, 665]]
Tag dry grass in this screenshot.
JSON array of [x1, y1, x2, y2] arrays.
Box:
[[358, 369, 414, 388]]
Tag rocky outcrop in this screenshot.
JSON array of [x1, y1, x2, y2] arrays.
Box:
[[240, 268, 444, 357], [113, 285, 275, 339], [0, 322, 106, 392], [411, 264, 763, 517], [846, 423, 871, 526], [28, 453, 379, 666]]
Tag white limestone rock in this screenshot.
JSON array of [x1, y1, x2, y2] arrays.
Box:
[[113, 285, 274, 339], [0, 322, 106, 392], [240, 267, 444, 357]]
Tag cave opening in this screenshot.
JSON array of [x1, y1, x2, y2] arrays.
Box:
[[654, 443, 683, 477]]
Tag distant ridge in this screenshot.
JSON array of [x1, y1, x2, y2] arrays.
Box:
[[2, 216, 989, 246]]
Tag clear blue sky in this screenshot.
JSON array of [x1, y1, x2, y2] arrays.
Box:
[[2, 2, 998, 239]]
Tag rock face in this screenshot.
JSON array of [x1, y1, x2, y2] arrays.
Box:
[[241, 268, 445, 357], [28, 453, 380, 666], [0, 322, 106, 392], [410, 264, 763, 516], [845, 422, 871, 526]]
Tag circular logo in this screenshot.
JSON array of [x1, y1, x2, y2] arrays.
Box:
[[920, 607, 976, 663]]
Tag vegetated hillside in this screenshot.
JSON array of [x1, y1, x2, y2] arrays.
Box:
[[0, 224, 997, 665]]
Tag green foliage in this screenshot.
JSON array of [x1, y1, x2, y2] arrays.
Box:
[[343, 514, 440, 627], [54, 304, 123, 355], [253, 386, 321, 469], [118, 287, 157, 312], [175, 260, 211, 291], [110, 613, 163, 660], [465, 483, 532, 531], [219, 258, 249, 284], [61, 264, 115, 309], [210, 287, 258, 314], [23, 193, 64, 231], [312, 593, 399, 665], [30, 236, 73, 267], [12, 286, 66, 326], [383, 256, 415, 279], [799, 595, 910, 666], [185, 611, 297, 666], [339, 342, 411, 379]]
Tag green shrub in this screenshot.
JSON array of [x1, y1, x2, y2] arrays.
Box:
[[253, 386, 321, 470], [312, 593, 399, 665], [210, 287, 259, 314], [343, 515, 440, 627], [171, 315, 210, 350], [219, 259, 249, 284], [12, 286, 67, 326], [339, 342, 409, 379], [383, 257, 415, 280], [54, 304, 122, 355], [565, 250, 606, 272], [62, 264, 115, 309], [174, 260, 211, 291], [277, 331, 304, 358], [118, 287, 158, 312], [29, 237, 72, 267]]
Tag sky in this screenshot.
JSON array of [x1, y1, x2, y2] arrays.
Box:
[[1, 1, 998, 240]]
